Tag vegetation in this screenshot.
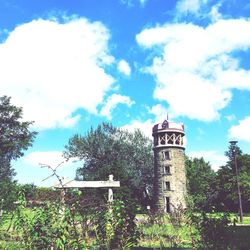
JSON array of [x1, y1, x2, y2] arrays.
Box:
[[64, 122, 154, 209], [1, 97, 250, 249], [137, 210, 193, 249], [0, 96, 37, 177], [1, 207, 250, 249], [186, 157, 217, 211], [1, 183, 138, 249], [216, 147, 250, 212], [0, 96, 37, 210], [186, 143, 250, 214]]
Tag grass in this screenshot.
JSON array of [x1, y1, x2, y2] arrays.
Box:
[[239, 215, 250, 224], [228, 213, 250, 225], [0, 241, 24, 250], [0, 211, 27, 250], [136, 214, 193, 249], [136, 213, 250, 249]]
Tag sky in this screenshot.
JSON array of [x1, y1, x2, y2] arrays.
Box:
[[1, 0, 250, 186]]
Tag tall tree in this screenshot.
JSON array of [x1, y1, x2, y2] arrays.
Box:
[[64, 122, 154, 208], [217, 143, 250, 212], [0, 96, 37, 209], [186, 157, 217, 211], [237, 154, 250, 212]]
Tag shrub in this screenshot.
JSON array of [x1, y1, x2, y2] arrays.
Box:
[[13, 190, 138, 249], [192, 212, 232, 250]]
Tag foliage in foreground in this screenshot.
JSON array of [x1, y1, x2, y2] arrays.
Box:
[[2, 202, 250, 249], [4, 190, 138, 250], [137, 209, 193, 249], [137, 209, 250, 250], [189, 212, 231, 250]]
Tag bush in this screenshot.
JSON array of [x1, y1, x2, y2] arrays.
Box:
[[192, 212, 231, 250], [12, 190, 138, 249]]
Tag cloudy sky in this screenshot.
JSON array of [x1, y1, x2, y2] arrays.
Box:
[[1, 0, 250, 186]]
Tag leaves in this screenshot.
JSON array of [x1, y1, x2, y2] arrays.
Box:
[[0, 96, 37, 210], [12, 189, 137, 249], [64, 122, 154, 208], [0, 96, 37, 162], [216, 146, 250, 211], [186, 157, 217, 211]]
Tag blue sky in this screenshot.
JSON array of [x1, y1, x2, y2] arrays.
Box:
[[1, 0, 250, 186]]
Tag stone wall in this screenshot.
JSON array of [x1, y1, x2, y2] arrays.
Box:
[[154, 147, 187, 212]]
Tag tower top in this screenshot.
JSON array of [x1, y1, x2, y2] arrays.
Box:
[[152, 119, 185, 136]]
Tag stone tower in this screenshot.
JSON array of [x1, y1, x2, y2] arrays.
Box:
[[152, 119, 186, 212]]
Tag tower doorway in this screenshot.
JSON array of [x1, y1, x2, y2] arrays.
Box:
[[165, 197, 170, 213]]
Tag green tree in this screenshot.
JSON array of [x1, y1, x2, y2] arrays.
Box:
[[237, 154, 250, 211], [18, 183, 37, 201], [217, 143, 250, 212], [64, 122, 154, 209], [0, 96, 37, 209], [186, 157, 217, 211]]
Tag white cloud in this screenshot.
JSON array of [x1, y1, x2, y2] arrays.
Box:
[[136, 19, 250, 121], [24, 151, 72, 169], [120, 0, 147, 7], [100, 94, 134, 120], [0, 17, 115, 130], [139, 0, 147, 6], [121, 117, 187, 147], [176, 0, 208, 15], [176, 0, 223, 22], [17, 151, 81, 186], [117, 59, 131, 76], [229, 116, 250, 142], [149, 104, 169, 121], [60, 114, 81, 128], [121, 103, 178, 138], [209, 3, 222, 22], [225, 114, 236, 121], [121, 119, 154, 138], [188, 150, 227, 171]]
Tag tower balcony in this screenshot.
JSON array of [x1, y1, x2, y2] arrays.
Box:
[[152, 119, 185, 149]]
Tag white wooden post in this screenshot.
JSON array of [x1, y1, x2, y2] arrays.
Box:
[[108, 188, 113, 202], [0, 199, 3, 217], [108, 174, 114, 202]]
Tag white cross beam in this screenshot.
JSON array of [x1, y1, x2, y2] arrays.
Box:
[[54, 175, 120, 202]]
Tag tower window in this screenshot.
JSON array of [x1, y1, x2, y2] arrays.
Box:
[[165, 197, 171, 213], [163, 165, 171, 175], [163, 150, 170, 160], [165, 181, 170, 191]]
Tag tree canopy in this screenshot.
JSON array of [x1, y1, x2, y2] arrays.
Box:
[[0, 96, 37, 172], [216, 144, 250, 212], [186, 157, 217, 211], [186, 144, 250, 213], [0, 96, 37, 209], [64, 122, 154, 208]]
